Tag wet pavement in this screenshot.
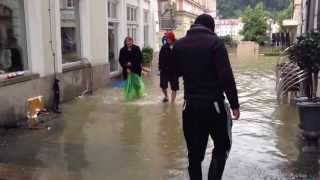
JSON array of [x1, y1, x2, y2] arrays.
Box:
[[1, 52, 320, 180]]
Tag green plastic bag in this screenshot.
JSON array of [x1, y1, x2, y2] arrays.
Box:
[[124, 73, 145, 101]]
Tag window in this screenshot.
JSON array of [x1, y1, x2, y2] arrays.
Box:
[[60, 0, 81, 63], [0, 1, 28, 74], [127, 6, 137, 22], [127, 25, 137, 41], [143, 10, 149, 46], [66, 0, 74, 9], [127, 6, 138, 42], [108, 23, 119, 72], [143, 26, 149, 46], [108, 1, 117, 19]]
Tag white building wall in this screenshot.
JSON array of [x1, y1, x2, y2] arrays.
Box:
[[89, 0, 108, 65], [24, 0, 46, 76]]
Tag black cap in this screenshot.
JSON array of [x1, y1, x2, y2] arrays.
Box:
[[194, 14, 215, 32]]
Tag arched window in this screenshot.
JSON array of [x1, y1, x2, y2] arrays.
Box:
[[0, 1, 27, 74]]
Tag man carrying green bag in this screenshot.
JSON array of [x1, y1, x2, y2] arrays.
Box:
[[123, 72, 145, 101]]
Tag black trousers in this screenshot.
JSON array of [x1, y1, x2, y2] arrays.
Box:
[[183, 100, 232, 180]]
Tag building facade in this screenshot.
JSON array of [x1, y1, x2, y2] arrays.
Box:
[[157, 0, 216, 40], [215, 19, 243, 41], [0, 0, 156, 124], [107, 0, 157, 75], [301, 0, 320, 33]]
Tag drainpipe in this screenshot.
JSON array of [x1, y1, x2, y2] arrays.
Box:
[[48, 0, 61, 113]]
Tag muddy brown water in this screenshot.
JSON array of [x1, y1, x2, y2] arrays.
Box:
[[0, 52, 319, 180]]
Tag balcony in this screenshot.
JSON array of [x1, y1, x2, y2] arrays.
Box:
[[160, 18, 177, 30]]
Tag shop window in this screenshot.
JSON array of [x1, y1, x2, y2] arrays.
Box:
[[0, 1, 28, 74]]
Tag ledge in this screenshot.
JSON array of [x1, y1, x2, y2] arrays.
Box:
[[62, 59, 91, 73], [0, 73, 40, 88]]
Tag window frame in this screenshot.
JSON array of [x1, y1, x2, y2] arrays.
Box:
[[66, 0, 74, 9], [0, 0, 29, 77], [126, 5, 138, 23], [60, 0, 82, 64]]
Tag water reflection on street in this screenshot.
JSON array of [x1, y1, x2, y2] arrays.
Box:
[[0, 51, 320, 180]]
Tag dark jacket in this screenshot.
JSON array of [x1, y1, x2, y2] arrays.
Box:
[[119, 45, 142, 75], [159, 43, 177, 75], [173, 25, 239, 109]]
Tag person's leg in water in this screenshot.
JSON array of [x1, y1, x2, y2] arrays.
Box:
[[162, 88, 169, 102], [160, 72, 169, 102], [208, 101, 232, 180], [171, 90, 176, 103], [183, 100, 210, 180], [170, 75, 179, 103]]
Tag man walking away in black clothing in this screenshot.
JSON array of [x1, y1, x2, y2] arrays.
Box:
[[173, 14, 240, 180], [159, 31, 179, 103]]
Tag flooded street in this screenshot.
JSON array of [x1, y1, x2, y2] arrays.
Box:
[[1, 52, 320, 180]]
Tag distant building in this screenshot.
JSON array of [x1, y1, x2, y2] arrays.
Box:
[[283, 0, 320, 44], [157, 0, 217, 41], [215, 19, 243, 41], [282, 0, 302, 44]]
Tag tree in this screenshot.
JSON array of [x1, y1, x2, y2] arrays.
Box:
[[276, 3, 293, 31], [240, 3, 270, 45], [217, 0, 290, 18]]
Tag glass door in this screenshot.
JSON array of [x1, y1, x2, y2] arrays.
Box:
[[108, 23, 119, 73]]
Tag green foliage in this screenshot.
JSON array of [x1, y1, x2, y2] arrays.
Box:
[[263, 47, 282, 56], [288, 32, 320, 72], [240, 3, 270, 45], [220, 35, 237, 46], [276, 3, 293, 30], [217, 0, 290, 18], [142, 46, 154, 66]]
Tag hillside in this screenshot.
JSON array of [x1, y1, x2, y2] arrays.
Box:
[[217, 0, 291, 18]]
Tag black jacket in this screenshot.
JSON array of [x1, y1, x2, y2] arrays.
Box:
[[119, 45, 142, 74], [159, 43, 177, 75], [173, 25, 239, 109]]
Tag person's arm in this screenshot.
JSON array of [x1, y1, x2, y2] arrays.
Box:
[[172, 44, 182, 77], [119, 48, 127, 68], [213, 41, 240, 119], [158, 46, 164, 71]]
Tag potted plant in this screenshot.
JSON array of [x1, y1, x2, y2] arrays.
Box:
[[141, 46, 154, 75], [288, 32, 320, 139]]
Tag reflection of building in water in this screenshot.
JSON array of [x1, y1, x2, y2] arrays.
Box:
[[0, 1, 27, 73], [157, 0, 217, 43]]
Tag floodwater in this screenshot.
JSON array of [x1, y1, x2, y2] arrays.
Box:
[[1, 51, 320, 180]]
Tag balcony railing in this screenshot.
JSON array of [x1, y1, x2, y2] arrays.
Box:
[[160, 18, 177, 30]]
